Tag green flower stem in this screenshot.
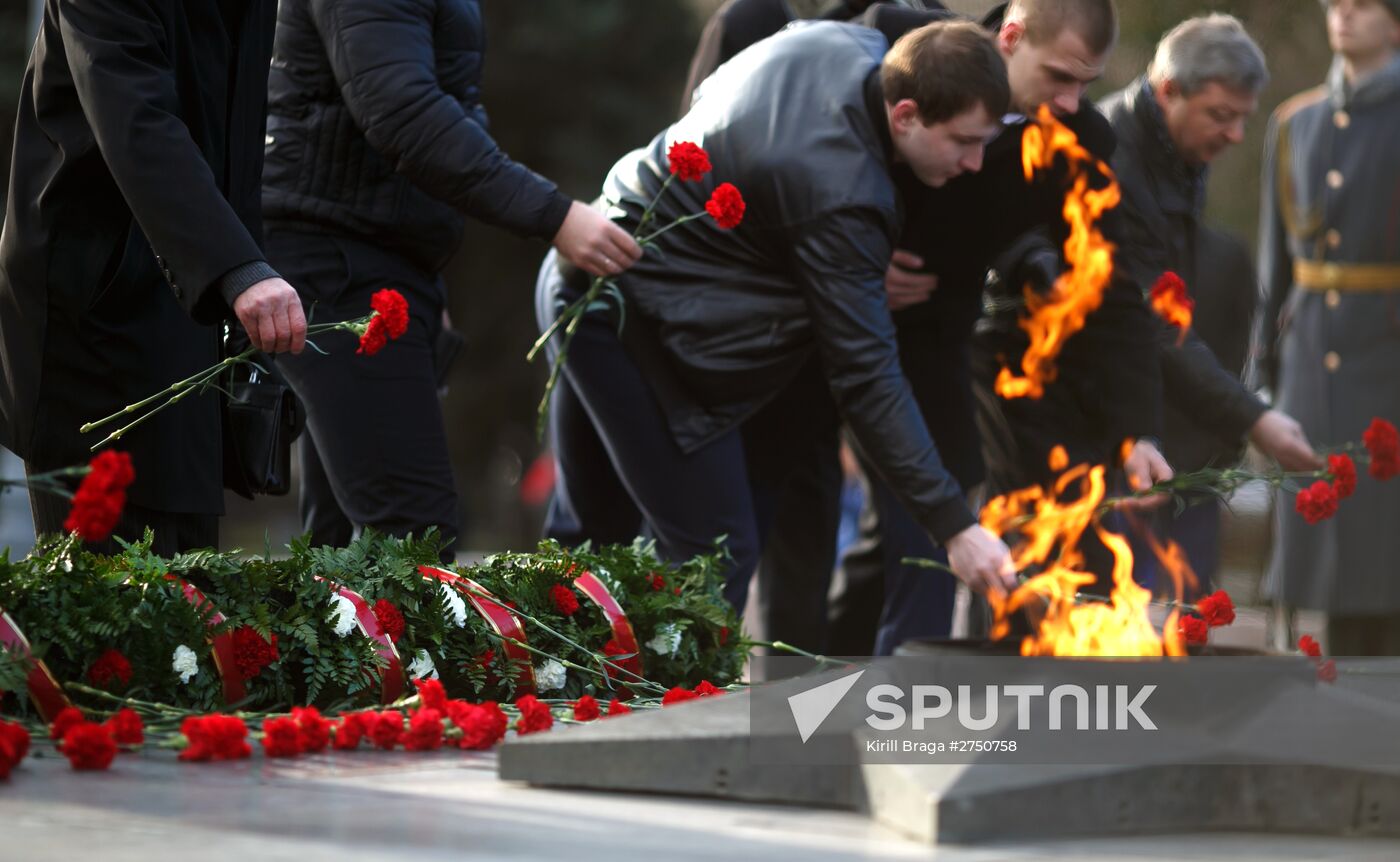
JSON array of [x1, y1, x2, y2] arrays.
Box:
[[634, 211, 705, 246]]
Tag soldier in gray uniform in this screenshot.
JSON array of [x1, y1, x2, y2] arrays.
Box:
[[1254, 0, 1400, 655]]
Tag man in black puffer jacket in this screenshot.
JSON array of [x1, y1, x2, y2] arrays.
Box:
[[261, 0, 641, 553]]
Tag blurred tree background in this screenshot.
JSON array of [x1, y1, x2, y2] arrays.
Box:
[[0, 1, 1334, 553]]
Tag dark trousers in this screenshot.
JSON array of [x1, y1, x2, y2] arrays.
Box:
[[1129, 498, 1220, 599], [539, 265, 768, 610], [26, 468, 217, 555], [266, 229, 458, 558]]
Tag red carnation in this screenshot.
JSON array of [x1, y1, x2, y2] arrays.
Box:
[[414, 678, 449, 713], [371, 288, 410, 339], [705, 183, 745, 230], [1295, 480, 1340, 524], [231, 626, 280, 680], [718, 626, 730, 645], [1148, 271, 1194, 327], [1298, 634, 1323, 658], [50, 706, 85, 741], [332, 712, 369, 751], [572, 695, 601, 722], [1328, 453, 1358, 499], [292, 706, 332, 753], [648, 573, 666, 591], [404, 708, 445, 751], [63, 450, 135, 543], [61, 722, 117, 771], [667, 141, 712, 182], [86, 648, 134, 690], [451, 701, 509, 750], [357, 317, 389, 356], [1178, 615, 1209, 645], [1, 720, 32, 780], [549, 583, 581, 616], [514, 695, 554, 736], [178, 714, 252, 762], [260, 716, 303, 758], [370, 710, 404, 750], [694, 680, 723, 697], [372, 599, 405, 643], [1363, 418, 1400, 480], [1195, 590, 1236, 628], [104, 708, 144, 747], [662, 686, 699, 706], [607, 698, 632, 717]]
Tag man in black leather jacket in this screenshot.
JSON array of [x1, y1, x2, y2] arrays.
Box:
[[537, 20, 1018, 608], [259, 0, 641, 554]]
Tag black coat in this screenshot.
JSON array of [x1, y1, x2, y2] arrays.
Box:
[[261, 0, 572, 274], [589, 22, 975, 543], [1099, 79, 1265, 473], [0, 0, 277, 513]]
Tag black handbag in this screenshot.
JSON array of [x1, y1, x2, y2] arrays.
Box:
[[222, 352, 305, 499]]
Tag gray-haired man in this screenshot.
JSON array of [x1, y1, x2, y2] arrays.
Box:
[[1099, 14, 1321, 593]]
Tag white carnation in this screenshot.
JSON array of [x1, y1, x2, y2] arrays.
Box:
[[441, 583, 467, 628], [408, 649, 439, 680], [172, 644, 199, 684], [646, 624, 683, 657], [534, 658, 568, 692], [328, 593, 358, 637]]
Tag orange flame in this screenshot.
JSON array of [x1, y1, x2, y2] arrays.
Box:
[[1149, 271, 1194, 346], [983, 462, 1187, 657], [995, 106, 1120, 400]]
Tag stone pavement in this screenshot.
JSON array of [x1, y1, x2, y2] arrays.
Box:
[[4, 745, 1400, 862]]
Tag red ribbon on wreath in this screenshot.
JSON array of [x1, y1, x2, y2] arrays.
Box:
[[314, 578, 405, 704], [165, 575, 247, 706], [419, 565, 536, 695], [573, 570, 645, 687], [0, 608, 75, 722]]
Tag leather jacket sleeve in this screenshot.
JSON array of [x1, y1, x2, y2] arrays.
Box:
[[57, 0, 266, 324], [791, 208, 976, 544], [308, 0, 571, 240]]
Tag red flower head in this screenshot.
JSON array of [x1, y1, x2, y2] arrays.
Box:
[[86, 648, 134, 690], [694, 680, 723, 697], [1328, 453, 1358, 499], [404, 708, 445, 751], [1298, 634, 1323, 658], [260, 716, 303, 758], [331, 712, 370, 751], [1363, 417, 1400, 480], [648, 573, 666, 591], [1195, 590, 1236, 628], [372, 598, 406, 642], [452, 702, 509, 750], [357, 318, 388, 356], [370, 710, 404, 750], [292, 706, 332, 753], [61, 722, 117, 771], [414, 678, 449, 713], [50, 706, 85, 741], [572, 695, 601, 722], [718, 626, 730, 646], [514, 695, 554, 736], [607, 698, 632, 717], [1148, 271, 1194, 336], [1295, 480, 1340, 525], [705, 183, 745, 230], [1178, 615, 1209, 646], [64, 450, 135, 542], [662, 686, 699, 706], [371, 289, 410, 339], [178, 714, 252, 762], [1, 720, 33, 779], [549, 584, 581, 616], [667, 141, 712, 182], [104, 708, 144, 747], [232, 626, 280, 681]]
